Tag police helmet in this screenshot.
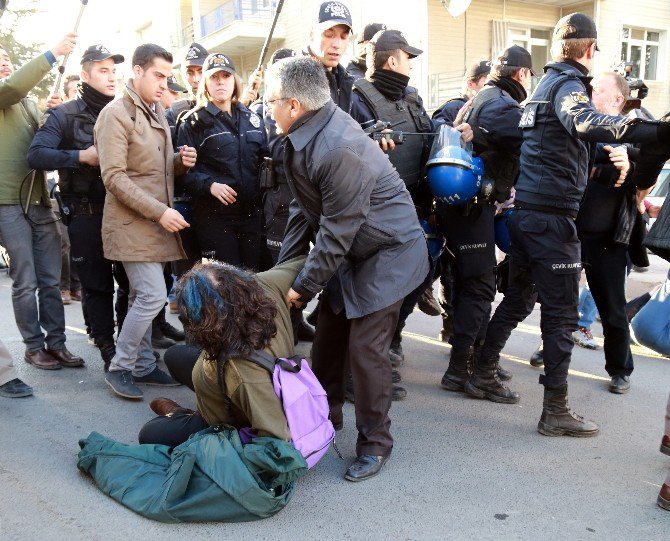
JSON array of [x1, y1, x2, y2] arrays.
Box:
[[426, 125, 483, 206]]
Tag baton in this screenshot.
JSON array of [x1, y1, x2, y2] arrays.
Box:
[[51, 0, 89, 97], [252, 0, 285, 89]]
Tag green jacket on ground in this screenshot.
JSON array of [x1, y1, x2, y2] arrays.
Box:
[[77, 427, 307, 523], [0, 54, 52, 206]]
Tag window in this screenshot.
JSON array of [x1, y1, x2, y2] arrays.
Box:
[[621, 27, 661, 80], [507, 26, 551, 89]]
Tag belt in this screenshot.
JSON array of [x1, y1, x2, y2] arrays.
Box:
[[514, 201, 578, 219], [68, 201, 105, 215]]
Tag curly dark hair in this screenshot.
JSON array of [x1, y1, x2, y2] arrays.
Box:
[[175, 262, 278, 362]]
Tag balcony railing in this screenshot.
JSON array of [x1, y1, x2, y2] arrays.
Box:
[[201, 0, 274, 38], [181, 21, 195, 46]]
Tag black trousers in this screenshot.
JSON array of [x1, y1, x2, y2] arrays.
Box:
[[68, 214, 126, 341], [481, 210, 580, 388], [196, 208, 265, 272], [263, 184, 292, 265], [581, 235, 634, 377], [138, 344, 207, 447], [311, 297, 402, 457], [442, 203, 497, 353]]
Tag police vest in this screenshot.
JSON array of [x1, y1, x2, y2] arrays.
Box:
[[465, 84, 519, 203], [52, 100, 106, 202], [352, 79, 431, 186]]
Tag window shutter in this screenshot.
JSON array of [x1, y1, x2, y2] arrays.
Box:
[[491, 20, 509, 60]]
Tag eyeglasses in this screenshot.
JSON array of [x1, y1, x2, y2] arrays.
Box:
[[265, 97, 286, 108]]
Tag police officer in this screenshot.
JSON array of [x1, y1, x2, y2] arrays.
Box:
[[253, 48, 316, 343], [177, 53, 269, 270], [305, 1, 355, 113], [167, 42, 208, 127], [431, 59, 491, 342], [439, 45, 533, 401], [432, 60, 490, 128], [162, 75, 187, 140], [477, 13, 670, 437], [350, 29, 435, 398], [27, 44, 124, 370], [346, 22, 386, 80]]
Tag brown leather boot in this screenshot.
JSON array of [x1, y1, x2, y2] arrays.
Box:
[[658, 483, 670, 511], [24, 349, 61, 370], [538, 384, 599, 437], [661, 435, 670, 456], [149, 397, 193, 417], [465, 355, 520, 404]]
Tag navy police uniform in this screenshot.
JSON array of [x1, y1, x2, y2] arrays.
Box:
[[480, 60, 661, 389], [27, 96, 128, 348], [440, 78, 523, 384], [177, 101, 269, 270]]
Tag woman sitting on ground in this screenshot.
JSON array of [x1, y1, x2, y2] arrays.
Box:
[[138, 256, 306, 448]]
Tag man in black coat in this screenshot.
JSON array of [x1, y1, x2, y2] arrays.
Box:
[[267, 56, 429, 482]]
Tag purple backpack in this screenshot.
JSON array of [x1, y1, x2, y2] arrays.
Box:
[[233, 351, 335, 469]]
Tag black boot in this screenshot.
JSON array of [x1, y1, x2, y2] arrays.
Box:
[[438, 313, 454, 342], [97, 337, 116, 373], [388, 328, 404, 367], [157, 306, 185, 341], [473, 340, 512, 382], [440, 347, 473, 392], [537, 384, 600, 437], [465, 354, 520, 404], [152, 318, 176, 349]]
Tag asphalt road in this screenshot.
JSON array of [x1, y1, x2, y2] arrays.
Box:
[[0, 257, 669, 540]]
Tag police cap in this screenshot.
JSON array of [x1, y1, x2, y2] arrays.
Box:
[[185, 42, 208, 67], [370, 29, 423, 59], [465, 60, 491, 80], [167, 76, 187, 93], [315, 1, 353, 33], [495, 45, 535, 76], [203, 53, 236, 77], [358, 22, 386, 44], [81, 44, 124, 65]]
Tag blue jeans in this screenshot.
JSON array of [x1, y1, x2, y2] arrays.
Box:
[[0, 205, 65, 351], [577, 284, 598, 329]]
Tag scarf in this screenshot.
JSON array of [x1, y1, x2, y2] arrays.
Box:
[[369, 69, 410, 101], [488, 75, 527, 104], [78, 82, 115, 116]]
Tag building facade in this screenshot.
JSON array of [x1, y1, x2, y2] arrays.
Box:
[[117, 0, 669, 117]]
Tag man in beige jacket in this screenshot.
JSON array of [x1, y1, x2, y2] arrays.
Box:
[[95, 44, 197, 400]]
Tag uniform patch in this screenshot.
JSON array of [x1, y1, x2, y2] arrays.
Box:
[[570, 91, 589, 104], [250, 113, 261, 128], [519, 103, 537, 128], [550, 261, 582, 274]]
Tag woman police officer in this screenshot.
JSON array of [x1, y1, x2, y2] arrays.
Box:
[[177, 53, 269, 270]]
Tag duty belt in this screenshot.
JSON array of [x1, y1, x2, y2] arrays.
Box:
[[514, 201, 578, 219], [67, 200, 105, 215]]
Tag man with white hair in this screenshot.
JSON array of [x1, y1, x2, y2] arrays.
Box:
[[268, 56, 430, 482]]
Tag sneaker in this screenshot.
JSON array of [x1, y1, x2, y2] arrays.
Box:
[[61, 289, 71, 305], [105, 370, 143, 399], [0, 378, 33, 398], [572, 327, 600, 350], [134, 367, 180, 386]]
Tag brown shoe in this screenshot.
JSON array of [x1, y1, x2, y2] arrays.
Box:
[[661, 435, 670, 456], [24, 348, 61, 370], [658, 483, 670, 511], [70, 289, 82, 302], [60, 290, 71, 305], [149, 397, 192, 417], [47, 346, 85, 368]]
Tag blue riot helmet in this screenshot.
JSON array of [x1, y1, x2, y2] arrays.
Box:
[[494, 208, 516, 253], [420, 219, 445, 261], [426, 125, 484, 206]]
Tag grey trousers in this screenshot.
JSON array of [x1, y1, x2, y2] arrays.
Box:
[[0, 204, 65, 351], [109, 261, 166, 377], [0, 338, 18, 386]]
